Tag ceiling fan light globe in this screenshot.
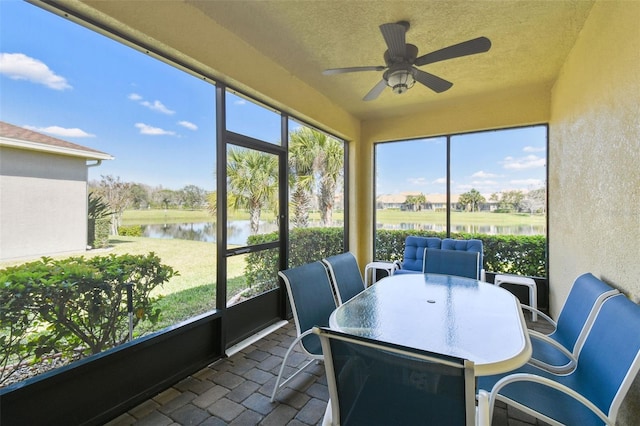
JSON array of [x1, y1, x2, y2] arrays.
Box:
[[387, 69, 415, 95]]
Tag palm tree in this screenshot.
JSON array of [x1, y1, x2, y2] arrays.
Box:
[[288, 128, 344, 227], [227, 148, 278, 234], [458, 188, 486, 212], [289, 128, 320, 227], [317, 136, 343, 226], [405, 193, 426, 211]]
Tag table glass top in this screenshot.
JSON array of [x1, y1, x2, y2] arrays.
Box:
[[330, 273, 531, 375]]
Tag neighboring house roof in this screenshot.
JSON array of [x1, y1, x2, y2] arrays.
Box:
[[0, 121, 113, 160]]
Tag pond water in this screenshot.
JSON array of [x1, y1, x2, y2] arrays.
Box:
[[142, 220, 544, 245], [141, 221, 279, 246], [377, 222, 546, 236]]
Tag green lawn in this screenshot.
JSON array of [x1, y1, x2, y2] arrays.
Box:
[[121, 209, 215, 225], [2, 208, 543, 333]]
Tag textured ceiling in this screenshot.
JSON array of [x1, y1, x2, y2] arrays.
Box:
[[185, 1, 595, 120], [70, 0, 595, 122]]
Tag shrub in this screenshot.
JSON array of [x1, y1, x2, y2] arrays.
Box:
[[0, 253, 177, 384], [93, 217, 111, 248], [88, 193, 113, 248], [118, 225, 143, 237]]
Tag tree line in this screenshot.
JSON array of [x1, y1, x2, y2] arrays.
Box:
[[403, 187, 546, 214], [90, 128, 344, 235]]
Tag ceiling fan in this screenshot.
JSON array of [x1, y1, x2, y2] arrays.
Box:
[[322, 21, 491, 101]]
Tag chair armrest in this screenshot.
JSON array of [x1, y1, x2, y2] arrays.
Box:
[[520, 305, 557, 332], [476, 390, 490, 426], [392, 260, 402, 270], [527, 330, 577, 374], [488, 373, 612, 426]]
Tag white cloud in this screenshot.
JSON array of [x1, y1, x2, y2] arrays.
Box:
[[128, 93, 175, 114], [407, 177, 429, 186], [234, 99, 247, 106], [433, 177, 447, 184], [135, 123, 176, 136], [471, 170, 500, 178], [503, 154, 546, 170], [0, 53, 71, 90], [140, 100, 175, 115], [178, 120, 198, 131], [24, 125, 94, 138], [523, 146, 545, 153]]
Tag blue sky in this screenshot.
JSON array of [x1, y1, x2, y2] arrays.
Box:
[[1, 1, 545, 196], [376, 126, 546, 195]]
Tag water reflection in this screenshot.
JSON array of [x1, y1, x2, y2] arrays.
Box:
[[376, 222, 545, 235], [142, 219, 543, 245], [141, 221, 279, 245]]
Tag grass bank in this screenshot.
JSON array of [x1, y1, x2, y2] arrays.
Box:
[[376, 209, 545, 226]]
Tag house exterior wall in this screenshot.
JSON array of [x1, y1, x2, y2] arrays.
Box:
[[548, 1, 640, 424], [0, 147, 89, 261]]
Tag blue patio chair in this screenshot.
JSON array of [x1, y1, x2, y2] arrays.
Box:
[[271, 261, 337, 402], [524, 272, 618, 374], [423, 248, 482, 280], [441, 238, 485, 281], [393, 236, 442, 275], [314, 326, 489, 426], [322, 252, 365, 305], [479, 293, 640, 426]]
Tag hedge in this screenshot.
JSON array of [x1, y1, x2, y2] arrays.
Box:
[[375, 229, 546, 277], [243, 227, 344, 295], [244, 228, 546, 290]]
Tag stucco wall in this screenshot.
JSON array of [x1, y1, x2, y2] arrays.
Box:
[[0, 147, 89, 261], [548, 1, 640, 424]]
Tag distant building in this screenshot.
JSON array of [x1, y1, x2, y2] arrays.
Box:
[[376, 192, 461, 211], [0, 121, 113, 261]]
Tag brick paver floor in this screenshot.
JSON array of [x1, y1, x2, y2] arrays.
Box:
[[106, 313, 553, 425]]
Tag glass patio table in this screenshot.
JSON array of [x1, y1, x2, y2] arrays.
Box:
[[329, 273, 532, 376]]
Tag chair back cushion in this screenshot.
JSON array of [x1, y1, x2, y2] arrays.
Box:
[[322, 252, 365, 304], [554, 272, 618, 352], [441, 238, 484, 269], [575, 294, 640, 419], [278, 262, 337, 355], [399, 236, 442, 272], [423, 248, 480, 280], [316, 327, 474, 426]]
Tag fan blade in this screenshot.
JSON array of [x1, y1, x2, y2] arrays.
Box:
[[413, 68, 453, 93], [363, 79, 388, 101], [379, 22, 407, 59], [414, 37, 492, 67], [323, 66, 386, 75]]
